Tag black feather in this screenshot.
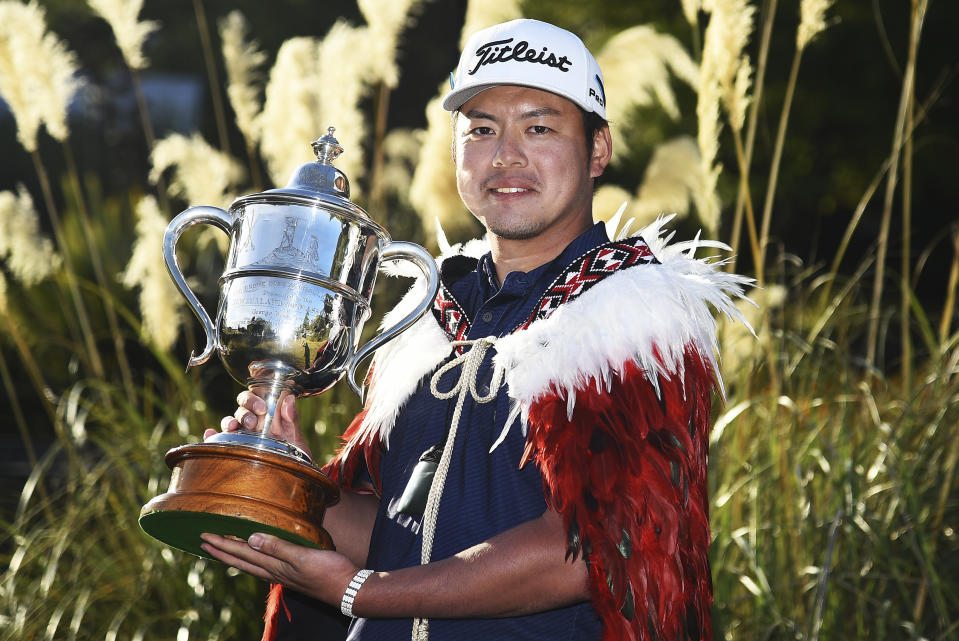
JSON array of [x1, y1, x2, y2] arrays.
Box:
[[621, 583, 635, 621], [583, 488, 599, 511], [668, 430, 686, 454], [617, 528, 632, 559], [566, 518, 581, 560], [589, 427, 609, 453]]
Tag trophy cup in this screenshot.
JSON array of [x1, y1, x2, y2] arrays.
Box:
[[139, 128, 439, 558]]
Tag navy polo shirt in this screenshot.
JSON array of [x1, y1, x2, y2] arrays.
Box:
[[347, 224, 609, 641]]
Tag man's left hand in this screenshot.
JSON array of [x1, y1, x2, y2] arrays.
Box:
[[200, 532, 359, 606]]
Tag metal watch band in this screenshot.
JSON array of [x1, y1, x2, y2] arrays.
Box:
[[340, 568, 374, 617]]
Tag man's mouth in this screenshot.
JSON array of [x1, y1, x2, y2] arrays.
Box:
[[491, 187, 531, 194]]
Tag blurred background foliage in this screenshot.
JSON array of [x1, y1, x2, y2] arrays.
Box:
[[0, 0, 957, 639]]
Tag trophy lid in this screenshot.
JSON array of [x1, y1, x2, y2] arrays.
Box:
[[277, 127, 352, 200], [234, 127, 378, 228]]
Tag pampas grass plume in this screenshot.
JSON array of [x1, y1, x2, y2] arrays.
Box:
[[87, 0, 159, 70], [635, 136, 720, 234], [597, 25, 698, 162], [459, 0, 522, 48], [701, 0, 755, 132], [23, 3, 79, 143], [256, 37, 323, 186], [409, 89, 469, 246], [0, 3, 40, 153], [315, 21, 377, 185], [681, 0, 702, 28], [595, 137, 717, 238], [121, 195, 182, 350], [381, 128, 422, 205], [592, 184, 634, 226], [695, 73, 723, 232], [358, 0, 423, 88], [696, 0, 755, 228], [256, 23, 376, 189], [219, 10, 266, 148], [0, 1, 80, 151], [150, 133, 245, 208], [0, 186, 61, 286], [797, 0, 835, 50]]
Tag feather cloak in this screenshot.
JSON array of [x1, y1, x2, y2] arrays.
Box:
[[269, 220, 752, 641]]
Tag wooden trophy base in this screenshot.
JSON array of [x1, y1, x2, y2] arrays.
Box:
[[140, 440, 340, 559]]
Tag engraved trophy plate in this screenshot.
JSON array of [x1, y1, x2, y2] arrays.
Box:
[[140, 129, 440, 558], [217, 201, 382, 396]]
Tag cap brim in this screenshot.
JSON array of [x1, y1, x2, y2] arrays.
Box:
[[442, 82, 600, 116], [441, 84, 495, 112]]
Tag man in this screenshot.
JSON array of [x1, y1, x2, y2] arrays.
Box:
[[201, 18, 749, 641]]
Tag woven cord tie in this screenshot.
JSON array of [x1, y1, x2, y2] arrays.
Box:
[[411, 336, 502, 641]]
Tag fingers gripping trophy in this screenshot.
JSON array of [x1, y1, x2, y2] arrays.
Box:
[[139, 128, 439, 558]]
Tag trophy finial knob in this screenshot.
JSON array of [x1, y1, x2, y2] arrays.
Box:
[[312, 127, 344, 165]]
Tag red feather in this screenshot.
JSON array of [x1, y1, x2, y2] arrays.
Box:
[[324, 406, 382, 494], [261, 583, 290, 641], [325, 362, 384, 494], [525, 344, 716, 641]]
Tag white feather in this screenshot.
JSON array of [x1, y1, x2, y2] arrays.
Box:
[[566, 389, 577, 421], [604, 201, 628, 240], [435, 216, 451, 255]]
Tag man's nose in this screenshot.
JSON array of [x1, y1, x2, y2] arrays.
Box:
[[492, 130, 527, 167]]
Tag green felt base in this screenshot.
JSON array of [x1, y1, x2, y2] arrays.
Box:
[[139, 510, 325, 560]]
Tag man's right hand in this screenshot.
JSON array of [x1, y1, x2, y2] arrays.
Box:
[[204, 391, 313, 460]]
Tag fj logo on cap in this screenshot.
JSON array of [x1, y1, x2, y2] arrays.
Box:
[[468, 37, 573, 75]]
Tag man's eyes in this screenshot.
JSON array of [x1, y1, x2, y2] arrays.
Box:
[[467, 125, 553, 136]]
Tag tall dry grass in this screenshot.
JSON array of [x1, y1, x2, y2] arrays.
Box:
[[0, 1, 955, 639]]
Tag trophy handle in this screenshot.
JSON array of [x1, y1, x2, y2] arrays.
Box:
[[163, 205, 233, 368], [346, 241, 439, 398]]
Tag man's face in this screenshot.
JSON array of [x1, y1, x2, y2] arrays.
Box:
[[453, 85, 608, 242]]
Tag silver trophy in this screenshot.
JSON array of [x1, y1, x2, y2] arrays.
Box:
[[140, 129, 439, 558]]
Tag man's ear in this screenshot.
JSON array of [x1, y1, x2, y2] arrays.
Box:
[[589, 125, 612, 179]]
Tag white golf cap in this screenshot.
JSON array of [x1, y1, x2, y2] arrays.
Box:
[[442, 19, 607, 120]]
